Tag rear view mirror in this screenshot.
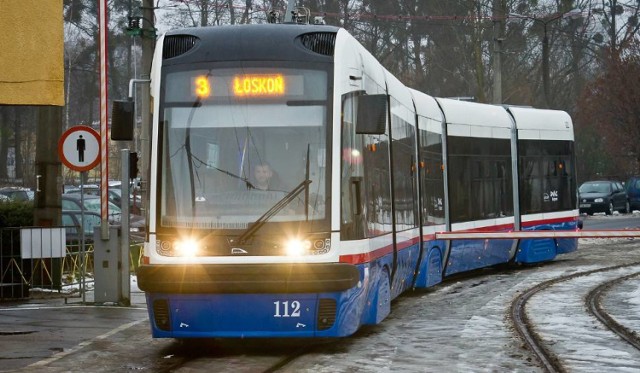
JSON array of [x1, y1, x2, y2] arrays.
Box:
[[356, 94, 387, 135], [111, 100, 134, 141]]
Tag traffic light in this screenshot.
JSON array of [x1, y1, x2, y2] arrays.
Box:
[[111, 100, 134, 140], [126, 16, 142, 36], [129, 152, 139, 180]]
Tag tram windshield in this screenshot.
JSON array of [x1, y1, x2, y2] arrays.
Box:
[[158, 66, 329, 231]]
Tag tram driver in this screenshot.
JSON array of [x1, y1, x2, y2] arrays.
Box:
[[252, 162, 284, 191]]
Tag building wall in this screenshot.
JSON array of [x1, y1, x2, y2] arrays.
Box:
[[0, 0, 63, 106]]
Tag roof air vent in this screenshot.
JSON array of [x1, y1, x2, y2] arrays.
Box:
[[163, 35, 198, 59], [299, 32, 336, 56]]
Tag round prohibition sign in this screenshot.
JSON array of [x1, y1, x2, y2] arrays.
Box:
[[58, 126, 101, 172]]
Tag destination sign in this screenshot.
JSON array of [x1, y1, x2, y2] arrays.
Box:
[[168, 68, 323, 103], [232, 74, 285, 97], [192, 74, 287, 99]]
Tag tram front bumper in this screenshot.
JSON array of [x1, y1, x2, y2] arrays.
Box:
[[137, 263, 361, 294]]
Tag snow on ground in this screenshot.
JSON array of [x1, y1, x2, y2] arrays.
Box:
[[282, 238, 640, 372], [527, 267, 640, 373]]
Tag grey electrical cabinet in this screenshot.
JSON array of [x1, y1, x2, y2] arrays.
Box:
[[93, 227, 121, 303]]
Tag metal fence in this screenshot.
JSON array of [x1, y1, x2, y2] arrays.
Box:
[[1, 227, 143, 300]]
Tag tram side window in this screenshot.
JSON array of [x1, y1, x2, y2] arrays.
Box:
[[448, 153, 470, 221], [448, 136, 513, 223], [341, 93, 392, 240], [418, 123, 444, 226], [364, 136, 392, 235], [390, 107, 418, 231], [518, 140, 576, 214], [341, 94, 366, 240], [471, 159, 484, 218]]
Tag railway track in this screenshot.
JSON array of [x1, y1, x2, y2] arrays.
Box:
[[510, 262, 640, 373], [585, 271, 640, 350], [147, 338, 327, 373]]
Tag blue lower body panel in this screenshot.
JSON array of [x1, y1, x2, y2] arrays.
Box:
[[515, 238, 557, 263], [391, 242, 421, 298], [147, 287, 370, 338], [413, 241, 444, 288], [556, 237, 578, 254], [517, 220, 579, 263], [149, 293, 324, 338], [140, 262, 383, 338], [445, 238, 515, 276]]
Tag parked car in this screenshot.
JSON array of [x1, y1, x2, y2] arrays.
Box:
[[65, 185, 142, 211], [61, 194, 144, 226], [65, 185, 122, 206], [0, 187, 32, 202], [578, 180, 629, 215], [62, 210, 102, 243], [62, 195, 122, 223], [626, 176, 640, 212], [62, 210, 145, 243]]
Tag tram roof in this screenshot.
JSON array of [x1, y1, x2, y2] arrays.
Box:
[[507, 106, 574, 141], [162, 24, 340, 64], [436, 98, 513, 139], [409, 89, 443, 122]]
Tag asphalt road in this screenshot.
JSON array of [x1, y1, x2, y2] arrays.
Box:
[[0, 302, 149, 372], [581, 211, 640, 230]]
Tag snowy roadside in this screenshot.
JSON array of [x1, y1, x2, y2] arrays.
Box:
[[281, 238, 640, 372]]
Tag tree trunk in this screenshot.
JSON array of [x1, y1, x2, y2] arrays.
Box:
[[34, 106, 62, 227], [0, 108, 8, 179], [13, 108, 22, 180]]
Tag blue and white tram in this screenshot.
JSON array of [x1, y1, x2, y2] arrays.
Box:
[[132, 23, 578, 339]]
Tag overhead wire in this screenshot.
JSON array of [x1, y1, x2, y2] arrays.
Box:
[[157, 0, 638, 24]]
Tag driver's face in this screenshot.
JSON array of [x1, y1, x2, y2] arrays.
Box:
[[254, 165, 272, 183]]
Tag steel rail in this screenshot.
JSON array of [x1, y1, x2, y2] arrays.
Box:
[[586, 271, 640, 350], [510, 262, 640, 373]]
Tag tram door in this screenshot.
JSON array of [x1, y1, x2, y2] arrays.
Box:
[[388, 98, 419, 287]]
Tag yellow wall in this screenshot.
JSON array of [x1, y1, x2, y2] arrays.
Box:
[[0, 0, 64, 106]]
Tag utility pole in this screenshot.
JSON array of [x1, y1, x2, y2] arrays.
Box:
[[140, 0, 155, 214], [127, 0, 132, 84], [492, 0, 505, 105], [34, 106, 62, 227], [541, 21, 551, 108], [284, 0, 296, 22]]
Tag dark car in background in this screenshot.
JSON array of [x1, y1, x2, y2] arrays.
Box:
[[626, 176, 640, 212], [578, 180, 629, 215]]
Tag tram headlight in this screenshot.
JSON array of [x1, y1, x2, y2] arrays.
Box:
[[284, 238, 312, 256], [173, 239, 199, 257], [282, 238, 332, 256]]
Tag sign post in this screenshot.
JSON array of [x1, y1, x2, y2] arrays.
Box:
[[99, 0, 110, 241], [58, 125, 100, 303]]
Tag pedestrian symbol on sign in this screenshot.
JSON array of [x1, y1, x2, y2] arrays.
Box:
[[58, 126, 100, 172], [77, 135, 86, 162]]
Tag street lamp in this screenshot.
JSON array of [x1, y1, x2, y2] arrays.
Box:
[[511, 9, 583, 108]]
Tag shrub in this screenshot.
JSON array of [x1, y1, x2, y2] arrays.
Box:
[[0, 201, 34, 228]]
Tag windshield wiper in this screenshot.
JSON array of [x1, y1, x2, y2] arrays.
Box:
[[236, 178, 312, 244]]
